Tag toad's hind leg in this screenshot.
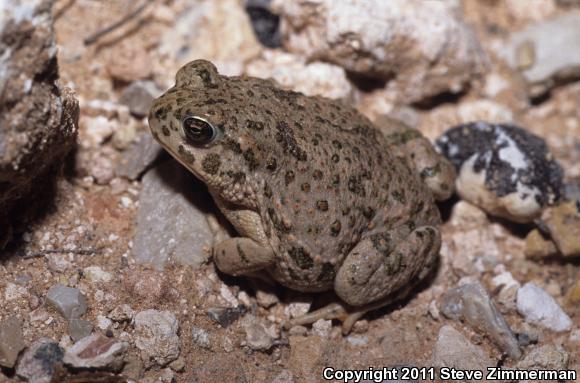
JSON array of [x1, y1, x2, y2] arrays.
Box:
[[284, 225, 440, 334]]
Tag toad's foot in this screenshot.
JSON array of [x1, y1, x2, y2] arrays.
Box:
[[282, 302, 368, 335]]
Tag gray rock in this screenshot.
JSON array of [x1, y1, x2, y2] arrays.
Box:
[[501, 11, 580, 97], [46, 284, 88, 321], [440, 282, 521, 359], [431, 326, 494, 377], [108, 304, 135, 322], [243, 316, 275, 351], [0, 316, 26, 368], [517, 344, 569, 370], [0, 0, 79, 249], [191, 326, 211, 349], [16, 338, 64, 383], [68, 318, 94, 342], [63, 334, 128, 369], [132, 161, 214, 270], [516, 283, 572, 332], [271, 369, 294, 383], [120, 80, 161, 117], [207, 306, 247, 328], [115, 131, 163, 180], [134, 309, 180, 367]]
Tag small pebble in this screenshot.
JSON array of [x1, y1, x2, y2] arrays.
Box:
[[108, 304, 135, 322], [16, 339, 63, 383], [312, 319, 332, 338], [0, 316, 26, 368], [134, 309, 180, 367], [83, 266, 113, 283], [516, 282, 572, 332], [63, 334, 128, 369], [207, 306, 246, 328], [68, 318, 94, 342], [243, 316, 275, 351], [440, 282, 521, 359], [119, 80, 160, 118], [191, 326, 212, 349], [46, 284, 88, 321]]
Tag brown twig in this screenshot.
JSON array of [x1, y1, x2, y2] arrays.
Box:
[[83, 0, 151, 46], [23, 248, 103, 259]]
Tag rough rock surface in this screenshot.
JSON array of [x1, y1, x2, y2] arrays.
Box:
[[0, 316, 26, 368], [134, 309, 180, 367], [539, 201, 580, 258], [132, 161, 215, 269], [63, 334, 128, 369], [273, 0, 486, 102], [516, 282, 572, 332], [16, 338, 64, 383], [500, 11, 580, 97], [246, 50, 353, 99], [0, 0, 79, 248], [440, 282, 521, 359], [431, 326, 494, 378], [436, 122, 564, 223]]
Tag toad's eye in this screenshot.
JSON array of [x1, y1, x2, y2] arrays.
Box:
[[181, 116, 217, 145]]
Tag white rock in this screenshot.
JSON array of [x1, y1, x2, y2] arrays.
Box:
[[312, 319, 332, 338], [246, 50, 353, 100], [83, 266, 113, 283], [274, 0, 486, 102], [63, 334, 127, 369], [516, 283, 572, 332]]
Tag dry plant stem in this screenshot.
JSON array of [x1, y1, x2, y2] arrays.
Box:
[[84, 0, 151, 46]]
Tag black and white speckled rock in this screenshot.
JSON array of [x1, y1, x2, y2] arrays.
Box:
[[436, 122, 564, 223]]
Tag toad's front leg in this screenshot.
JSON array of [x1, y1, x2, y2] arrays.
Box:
[[213, 237, 275, 276]]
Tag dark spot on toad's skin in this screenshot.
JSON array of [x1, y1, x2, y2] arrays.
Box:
[[348, 176, 363, 195], [264, 183, 272, 198], [301, 183, 311, 192], [348, 215, 356, 227], [246, 120, 264, 131], [332, 140, 342, 149], [226, 171, 246, 184], [268, 208, 290, 232], [289, 247, 313, 269], [243, 149, 259, 170], [332, 154, 340, 163], [317, 263, 336, 282], [384, 251, 404, 275], [330, 174, 340, 188], [275, 121, 307, 161], [237, 243, 249, 264], [330, 220, 342, 236], [316, 200, 329, 211], [266, 157, 277, 171], [154, 106, 168, 120], [224, 137, 242, 154], [392, 190, 406, 204], [313, 170, 323, 180], [370, 232, 393, 257], [341, 207, 350, 216], [162, 126, 170, 136], [246, 89, 254, 97], [362, 206, 375, 219], [178, 145, 195, 163], [285, 170, 295, 185], [202, 153, 221, 175]]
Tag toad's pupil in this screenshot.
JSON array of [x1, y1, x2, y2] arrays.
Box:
[[182, 116, 215, 144]]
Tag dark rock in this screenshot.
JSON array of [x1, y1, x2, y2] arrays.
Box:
[[207, 306, 247, 328], [115, 132, 163, 180], [0, 0, 79, 249], [436, 122, 564, 223], [16, 339, 64, 383], [245, 0, 281, 48]]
